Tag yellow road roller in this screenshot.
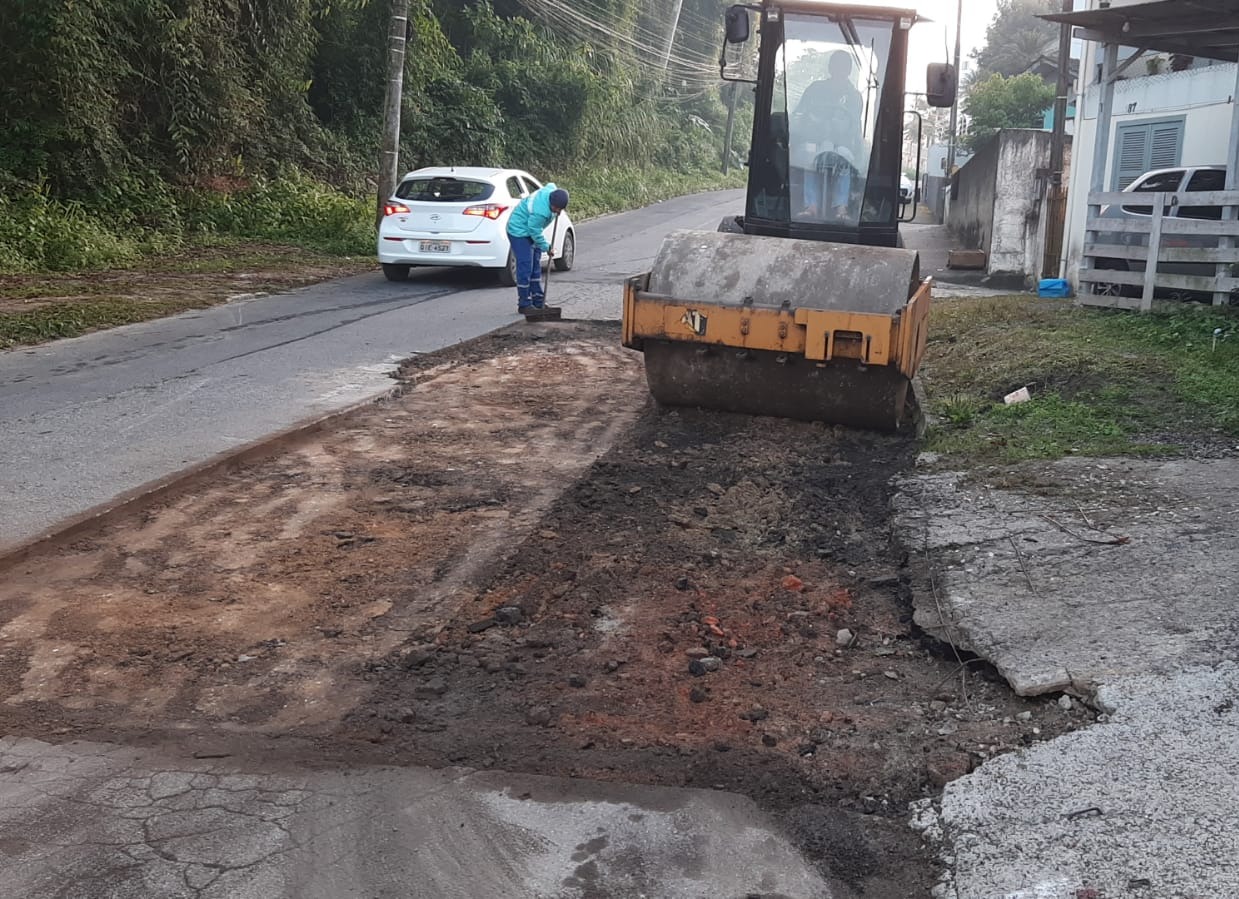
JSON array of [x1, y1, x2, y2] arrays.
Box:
[[622, 1, 956, 431]]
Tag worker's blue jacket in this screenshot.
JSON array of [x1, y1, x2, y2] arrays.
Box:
[[506, 182, 560, 251]]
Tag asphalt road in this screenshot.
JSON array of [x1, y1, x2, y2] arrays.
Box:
[[0, 736, 836, 899], [0, 189, 745, 550]]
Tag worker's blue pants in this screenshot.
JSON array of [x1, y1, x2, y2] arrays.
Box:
[[508, 235, 544, 308]]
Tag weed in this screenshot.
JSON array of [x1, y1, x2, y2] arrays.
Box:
[[939, 394, 984, 427]]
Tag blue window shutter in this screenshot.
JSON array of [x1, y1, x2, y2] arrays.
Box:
[[1113, 118, 1185, 190], [1115, 125, 1149, 189], [1149, 121, 1183, 170]]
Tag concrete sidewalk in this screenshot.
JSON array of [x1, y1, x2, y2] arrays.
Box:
[[0, 736, 835, 899], [901, 222, 1018, 298], [896, 457, 1239, 898]]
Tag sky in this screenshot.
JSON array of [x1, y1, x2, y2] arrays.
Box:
[[866, 0, 1002, 90]]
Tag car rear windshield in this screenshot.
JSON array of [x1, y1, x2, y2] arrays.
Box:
[[396, 177, 494, 202]]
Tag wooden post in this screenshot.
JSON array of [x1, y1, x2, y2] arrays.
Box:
[[1142, 192, 1165, 313]]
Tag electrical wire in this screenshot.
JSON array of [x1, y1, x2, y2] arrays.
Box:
[[517, 0, 721, 79], [512, 0, 738, 111], [522, 0, 713, 65]]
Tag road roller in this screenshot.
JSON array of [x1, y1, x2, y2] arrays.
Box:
[[622, 1, 956, 431]]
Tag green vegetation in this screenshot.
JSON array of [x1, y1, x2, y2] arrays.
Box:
[[0, 243, 372, 349], [962, 73, 1057, 150], [920, 296, 1239, 463], [971, 0, 1060, 80], [0, 161, 741, 348], [570, 167, 746, 220], [0, 0, 747, 275], [0, 297, 223, 348]]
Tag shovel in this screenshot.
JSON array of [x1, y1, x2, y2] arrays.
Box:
[[522, 215, 563, 322]]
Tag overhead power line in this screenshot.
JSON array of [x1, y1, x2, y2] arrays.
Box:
[[516, 0, 721, 80]]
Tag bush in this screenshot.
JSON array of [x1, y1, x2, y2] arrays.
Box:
[[0, 0, 737, 272], [0, 188, 148, 272], [184, 172, 372, 255]]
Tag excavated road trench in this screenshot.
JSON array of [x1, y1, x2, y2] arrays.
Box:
[[0, 321, 1087, 896]]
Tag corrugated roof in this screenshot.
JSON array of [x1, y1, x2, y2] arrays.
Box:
[[1040, 0, 1239, 63]]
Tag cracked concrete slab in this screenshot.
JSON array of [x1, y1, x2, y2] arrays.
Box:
[[913, 663, 1239, 899], [896, 457, 1239, 898], [0, 736, 833, 898], [894, 457, 1239, 696]]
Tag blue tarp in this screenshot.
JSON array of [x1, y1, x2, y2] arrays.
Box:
[[1038, 278, 1072, 298]]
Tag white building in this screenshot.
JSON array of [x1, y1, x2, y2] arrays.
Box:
[[1059, 0, 1239, 284]]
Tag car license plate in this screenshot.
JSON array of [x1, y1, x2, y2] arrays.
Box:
[[420, 240, 451, 253]]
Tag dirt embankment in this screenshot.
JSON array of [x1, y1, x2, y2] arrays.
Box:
[[0, 322, 1089, 896]]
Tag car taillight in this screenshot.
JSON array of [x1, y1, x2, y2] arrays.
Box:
[[384, 203, 410, 216], [463, 204, 508, 220]]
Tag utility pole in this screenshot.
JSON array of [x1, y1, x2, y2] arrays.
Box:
[[659, 0, 685, 73], [1048, 0, 1073, 184], [942, 0, 963, 224], [376, 0, 409, 229], [1044, 0, 1074, 278], [722, 82, 739, 173]]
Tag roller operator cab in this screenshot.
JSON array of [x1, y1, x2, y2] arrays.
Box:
[[622, 1, 957, 432], [722, 0, 955, 245]]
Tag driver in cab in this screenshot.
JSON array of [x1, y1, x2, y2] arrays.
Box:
[[791, 49, 863, 221]]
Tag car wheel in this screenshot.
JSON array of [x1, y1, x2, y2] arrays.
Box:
[[498, 249, 517, 287], [382, 263, 410, 282], [1089, 258, 1128, 298], [553, 230, 575, 272]]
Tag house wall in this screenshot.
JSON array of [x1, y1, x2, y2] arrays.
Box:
[[945, 139, 999, 252], [947, 130, 1055, 284], [923, 144, 974, 220], [1061, 13, 1238, 283]]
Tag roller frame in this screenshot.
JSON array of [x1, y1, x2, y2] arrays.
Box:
[[621, 271, 932, 431]]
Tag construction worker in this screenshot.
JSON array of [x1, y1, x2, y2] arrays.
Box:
[[792, 50, 864, 220], [506, 183, 569, 314]]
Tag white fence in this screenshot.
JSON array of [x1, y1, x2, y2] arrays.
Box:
[[1079, 190, 1239, 311]]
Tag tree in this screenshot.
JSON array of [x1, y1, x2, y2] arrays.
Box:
[[972, 0, 1059, 79], [962, 73, 1055, 149]]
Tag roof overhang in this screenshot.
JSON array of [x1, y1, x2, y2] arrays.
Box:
[[1040, 0, 1239, 63]]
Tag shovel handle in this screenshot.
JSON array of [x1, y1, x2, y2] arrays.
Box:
[[545, 215, 560, 301]]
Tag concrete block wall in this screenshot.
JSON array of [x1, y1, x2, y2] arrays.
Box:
[[947, 129, 1058, 287]]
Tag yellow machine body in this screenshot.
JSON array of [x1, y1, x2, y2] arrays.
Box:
[[621, 230, 932, 431]]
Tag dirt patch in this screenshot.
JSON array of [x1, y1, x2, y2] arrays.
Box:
[[0, 321, 1090, 895], [0, 323, 642, 738]]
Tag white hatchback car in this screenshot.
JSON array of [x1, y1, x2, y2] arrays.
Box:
[[377, 166, 576, 284]]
